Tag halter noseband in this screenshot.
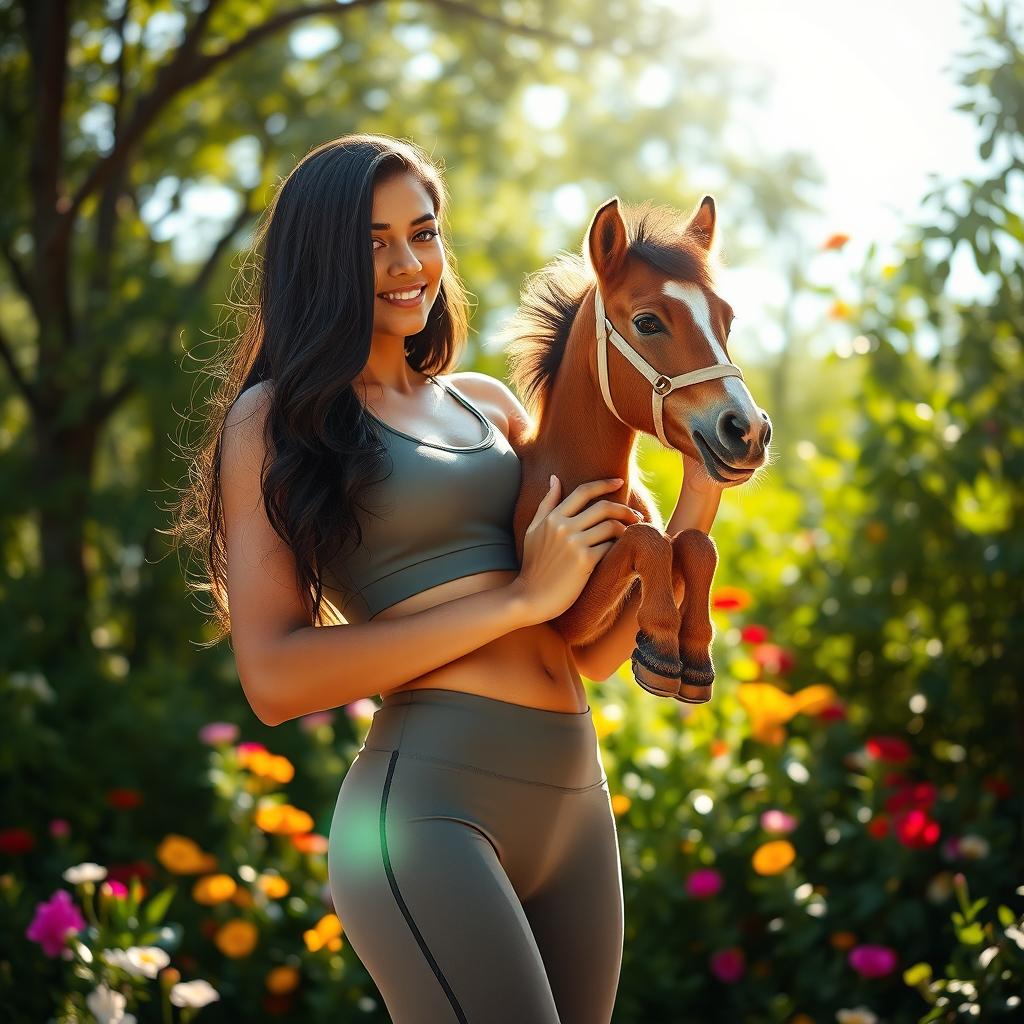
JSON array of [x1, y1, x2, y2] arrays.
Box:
[[594, 284, 745, 449]]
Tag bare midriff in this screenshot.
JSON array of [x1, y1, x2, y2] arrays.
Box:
[[372, 568, 589, 714]]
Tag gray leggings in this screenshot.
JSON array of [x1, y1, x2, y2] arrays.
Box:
[[328, 687, 624, 1023]]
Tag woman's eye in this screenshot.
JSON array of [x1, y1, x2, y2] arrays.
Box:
[[633, 314, 663, 335], [372, 228, 439, 251]]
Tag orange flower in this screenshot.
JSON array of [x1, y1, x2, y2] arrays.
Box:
[[214, 919, 259, 958], [737, 683, 838, 745], [829, 930, 857, 950], [292, 833, 328, 855], [156, 834, 215, 875], [828, 299, 854, 320], [865, 520, 887, 544], [303, 913, 344, 953], [751, 839, 795, 876], [821, 232, 850, 250], [232, 887, 255, 908], [254, 803, 314, 835], [192, 873, 237, 905], [257, 874, 290, 899], [241, 750, 295, 784], [265, 965, 301, 995], [710, 739, 730, 759], [610, 794, 631, 816], [711, 586, 751, 612]]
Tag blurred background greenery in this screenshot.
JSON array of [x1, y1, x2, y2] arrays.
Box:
[[1, 0, 1021, 1021]]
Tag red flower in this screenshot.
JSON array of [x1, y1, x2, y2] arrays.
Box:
[[751, 643, 795, 675], [107, 861, 156, 885], [106, 788, 143, 810], [983, 774, 1011, 799], [866, 736, 911, 764], [740, 624, 770, 644], [816, 702, 847, 722], [894, 808, 940, 848], [867, 815, 889, 839], [885, 782, 936, 815], [0, 827, 35, 855], [711, 586, 751, 612]]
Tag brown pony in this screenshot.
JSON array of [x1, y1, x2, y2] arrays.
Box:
[[502, 195, 771, 702]]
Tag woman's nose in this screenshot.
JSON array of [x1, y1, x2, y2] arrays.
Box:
[[390, 244, 423, 275]]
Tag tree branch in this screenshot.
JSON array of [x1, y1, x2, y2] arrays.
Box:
[[0, 320, 37, 409]]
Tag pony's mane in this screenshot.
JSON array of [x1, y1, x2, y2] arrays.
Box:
[[501, 200, 721, 419]]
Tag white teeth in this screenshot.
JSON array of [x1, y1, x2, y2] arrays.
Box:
[[381, 286, 424, 300]]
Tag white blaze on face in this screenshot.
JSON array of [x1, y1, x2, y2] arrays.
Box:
[[661, 279, 755, 429]]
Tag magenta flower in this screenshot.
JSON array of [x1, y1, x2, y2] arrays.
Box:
[[848, 944, 898, 978], [710, 946, 745, 983], [236, 741, 266, 755], [49, 819, 71, 839], [101, 880, 128, 899], [760, 809, 797, 834], [199, 721, 239, 746], [685, 868, 723, 899], [25, 890, 86, 957]]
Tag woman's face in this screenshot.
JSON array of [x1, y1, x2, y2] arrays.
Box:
[[370, 172, 445, 340]]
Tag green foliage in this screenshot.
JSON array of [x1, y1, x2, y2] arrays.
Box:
[[2, 0, 1022, 1022]]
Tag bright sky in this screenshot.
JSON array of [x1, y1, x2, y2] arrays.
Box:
[[693, 0, 994, 359]]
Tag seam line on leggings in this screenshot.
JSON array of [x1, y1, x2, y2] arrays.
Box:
[[380, 749, 469, 1024], [365, 746, 608, 793]]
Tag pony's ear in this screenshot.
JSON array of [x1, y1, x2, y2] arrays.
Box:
[[685, 195, 717, 252], [585, 196, 628, 280]]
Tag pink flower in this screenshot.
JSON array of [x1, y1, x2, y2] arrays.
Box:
[[298, 710, 336, 732], [199, 721, 239, 746], [710, 946, 745, 983], [236, 741, 266, 755], [848, 944, 897, 978], [760, 809, 797, 834], [101, 880, 128, 899], [684, 868, 723, 899], [25, 890, 86, 957], [345, 698, 379, 720], [49, 819, 71, 839]]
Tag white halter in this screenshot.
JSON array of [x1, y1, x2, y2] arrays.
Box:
[[594, 284, 745, 449]]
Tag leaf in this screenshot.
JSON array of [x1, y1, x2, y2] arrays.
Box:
[[143, 884, 177, 927]]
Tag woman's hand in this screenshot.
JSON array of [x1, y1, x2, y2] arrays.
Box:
[[510, 475, 643, 625]]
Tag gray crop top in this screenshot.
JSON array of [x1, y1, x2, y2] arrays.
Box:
[[320, 376, 522, 622]]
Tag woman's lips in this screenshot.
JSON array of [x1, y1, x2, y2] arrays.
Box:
[[378, 284, 427, 308]]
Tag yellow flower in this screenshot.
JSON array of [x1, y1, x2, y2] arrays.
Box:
[[789, 684, 838, 716], [610, 794, 631, 816], [156, 834, 212, 875], [257, 874, 290, 899], [303, 913, 344, 953], [192, 874, 237, 905], [265, 965, 301, 995], [752, 839, 796, 876], [214, 919, 259, 959], [590, 705, 622, 740], [242, 750, 295, 784]]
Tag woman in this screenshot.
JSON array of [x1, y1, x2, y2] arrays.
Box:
[[196, 134, 714, 1023]]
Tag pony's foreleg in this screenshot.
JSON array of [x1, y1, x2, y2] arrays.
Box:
[[554, 523, 681, 699], [669, 528, 719, 703]]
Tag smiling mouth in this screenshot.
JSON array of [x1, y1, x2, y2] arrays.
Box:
[[693, 430, 752, 482]]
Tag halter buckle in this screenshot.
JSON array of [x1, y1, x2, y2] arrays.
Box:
[[653, 374, 673, 395]]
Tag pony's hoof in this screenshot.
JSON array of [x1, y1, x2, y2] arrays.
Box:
[[631, 631, 681, 698], [675, 660, 715, 704]]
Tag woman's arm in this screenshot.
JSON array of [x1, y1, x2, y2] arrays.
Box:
[[221, 383, 538, 727], [570, 455, 723, 680]]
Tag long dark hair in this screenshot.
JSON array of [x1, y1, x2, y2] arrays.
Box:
[[167, 134, 471, 641]]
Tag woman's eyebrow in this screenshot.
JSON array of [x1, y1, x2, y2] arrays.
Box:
[[370, 212, 437, 230]]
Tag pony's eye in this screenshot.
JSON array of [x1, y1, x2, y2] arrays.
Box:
[[633, 314, 662, 335]]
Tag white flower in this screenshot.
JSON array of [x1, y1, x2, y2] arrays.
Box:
[[958, 834, 990, 860], [170, 979, 221, 1009], [836, 1008, 879, 1024], [85, 983, 137, 1024], [63, 862, 108, 885], [103, 945, 170, 978]]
